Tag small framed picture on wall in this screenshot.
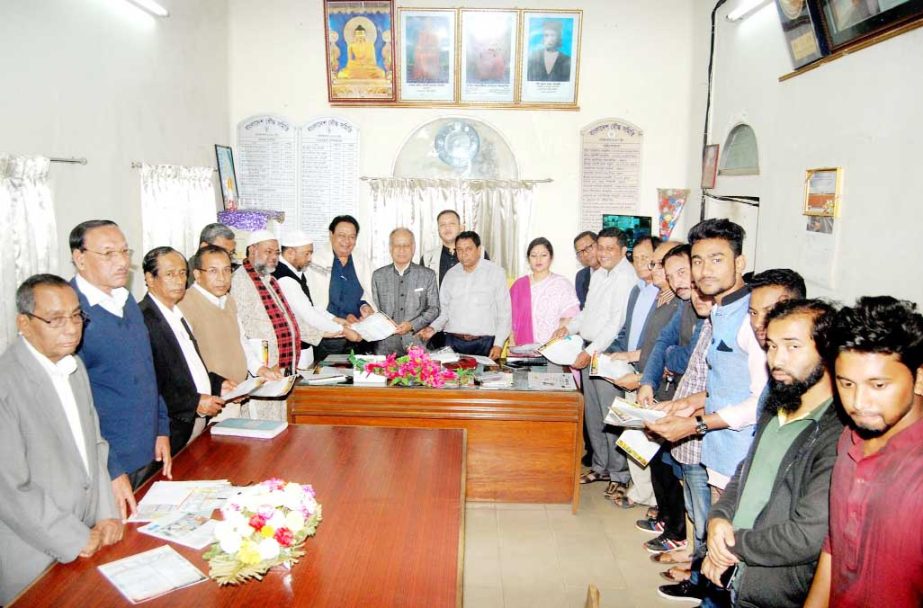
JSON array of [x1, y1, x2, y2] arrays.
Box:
[[803, 167, 842, 217], [214, 145, 239, 210], [459, 9, 518, 105], [397, 8, 457, 103], [518, 10, 582, 106], [701, 144, 720, 189], [324, 0, 396, 103]]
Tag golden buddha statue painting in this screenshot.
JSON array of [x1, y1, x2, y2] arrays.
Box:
[[337, 19, 385, 80]]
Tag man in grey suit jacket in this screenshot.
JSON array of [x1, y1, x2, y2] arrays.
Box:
[[0, 275, 121, 604], [371, 228, 439, 355]]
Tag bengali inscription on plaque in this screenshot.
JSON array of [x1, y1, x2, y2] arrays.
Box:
[[579, 119, 643, 231], [237, 115, 298, 220], [299, 118, 359, 241]]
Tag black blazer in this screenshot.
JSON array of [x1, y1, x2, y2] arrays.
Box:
[[139, 294, 224, 455]]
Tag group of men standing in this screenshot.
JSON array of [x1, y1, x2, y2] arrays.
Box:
[[0, 209, 514, 602], [569, 219, 923, 607]]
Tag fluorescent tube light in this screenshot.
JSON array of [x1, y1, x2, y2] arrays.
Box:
[[124, 0, 169, 18], [726, 0, 770, 21]]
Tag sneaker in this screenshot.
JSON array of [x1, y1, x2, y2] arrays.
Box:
[[645, 534, 688, 554], [657, 580, 704, 603], [635, 518, 665, 534]]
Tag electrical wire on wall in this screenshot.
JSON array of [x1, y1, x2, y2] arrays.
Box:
[[701, 0, 729, 220]]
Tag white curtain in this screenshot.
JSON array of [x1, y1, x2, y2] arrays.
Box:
[[366, 178, 536, 279], [140, 164, 217, 258], [0, 155, 58, 353]]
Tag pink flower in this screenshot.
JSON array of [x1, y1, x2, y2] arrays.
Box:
[[262, 478, 285, 491], [274, 527, 294, 547], [249, 513, 267, 531]]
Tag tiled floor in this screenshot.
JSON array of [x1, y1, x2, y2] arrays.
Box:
[[463, 483, 688, 608]]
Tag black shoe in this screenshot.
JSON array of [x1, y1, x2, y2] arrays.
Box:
[[657, 580, 704, 603]]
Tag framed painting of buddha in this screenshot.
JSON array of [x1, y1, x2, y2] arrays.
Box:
[[324, 0, 396, 102]]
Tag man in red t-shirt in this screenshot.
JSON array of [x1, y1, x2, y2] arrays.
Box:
[[804, 296, 923, 608]]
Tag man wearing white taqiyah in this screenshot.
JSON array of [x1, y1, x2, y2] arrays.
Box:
[[272, 229, 360, 367]]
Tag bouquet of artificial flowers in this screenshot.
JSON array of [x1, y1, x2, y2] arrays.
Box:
[[350, 346, 471, 388], [203, 478, 322, 585]]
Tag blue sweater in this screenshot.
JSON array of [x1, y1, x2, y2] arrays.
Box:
[[72, 280, 169, 479], [640, 301, 704, 390]]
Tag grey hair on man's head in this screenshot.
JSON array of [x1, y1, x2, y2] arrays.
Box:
[[198, 223, 235, 245], [16, 274, 71, 315]]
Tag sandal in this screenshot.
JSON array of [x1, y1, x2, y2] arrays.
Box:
[[603, 481, 626, 496], [579, 470, 611, 484], [650, 550, 692, 565], [659, 566, 692, 583], [646, 507, 659, 520], [609, 493, 637, 509]]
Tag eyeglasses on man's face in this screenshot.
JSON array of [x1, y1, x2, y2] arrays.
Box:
[[82, 248, 133, 261], [575, 243, 596, 256], [25, 310, 90, 329], [648, 260, 665, 271]]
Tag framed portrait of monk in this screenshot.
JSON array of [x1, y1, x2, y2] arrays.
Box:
[[459, 9, 518, 105], [398, 8, 457, 103], [519, 10, 582, 106], [324, 0, 396, 102]]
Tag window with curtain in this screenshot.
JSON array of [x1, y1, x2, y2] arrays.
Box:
[[139, 163, 218, 259], [719, 124, 760, 176], [0, 155, 58, 353]]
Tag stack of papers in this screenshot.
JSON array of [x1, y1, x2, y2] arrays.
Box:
[[590, 353, 636, 380], [129, 480, 236, 523], [210, 418, 288, 439], [604, 397, 666, 429], [527, 372, 577, 391], [476, 372, 514, 388], [138, 513, 217, 549], [351, 312, 398, 341], [302, 370, 349, 385], [98, 546, 206, 604], [508, 343, 542, 358], [538, 335, 584, 366]]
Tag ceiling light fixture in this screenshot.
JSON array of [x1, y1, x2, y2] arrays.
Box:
[[726, 0, 771, 22], [124, 0, 169, 18]]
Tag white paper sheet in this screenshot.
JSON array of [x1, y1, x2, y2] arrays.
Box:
[[527, 372, 577, 391], [129, 480, 231, 523], [590, 353, 636, 380], [98, 545, 207, 604], [351, 312, 398, 342], [138, 513, 218, 549], [604, 397, 666, 429], [538, 335, 584, 365], [616, 429, 661, 467]]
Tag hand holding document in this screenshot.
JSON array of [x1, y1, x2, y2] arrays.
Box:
[[538, 335, 584, 366], [350, 312, 398, 342], [220, 375, 298, 401], [616, 429, 661, 468], [590, 352, 636, 381], [605, 396, 666, 429]]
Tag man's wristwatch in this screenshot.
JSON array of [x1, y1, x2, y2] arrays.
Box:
[[695, 415, 709, 436]]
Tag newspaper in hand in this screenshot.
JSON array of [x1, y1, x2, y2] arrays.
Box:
[[604, 396, 666, 429], [616, 429, 661, 468], [537, 335, 584, 365], [590, 352, 636, 381], [351, 312, 398, 342]]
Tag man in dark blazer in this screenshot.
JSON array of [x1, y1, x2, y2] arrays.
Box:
[[372, 228, 439, 355], [0, 275, 121, 604], [527, 19, 571, 82], [140, 247, 231, 455]]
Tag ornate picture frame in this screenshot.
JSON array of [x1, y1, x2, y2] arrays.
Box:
[[397, 8, 457, 103], [214, 145, 239, 210], [701, 144, 720, 189], [802, 167, 842, 217], [518, 10, 582, 106], [458, 9, 519, 105], [324, 0, 396, 103]]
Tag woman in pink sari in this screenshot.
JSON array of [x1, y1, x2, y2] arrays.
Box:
[[510, 237, 581, 345]]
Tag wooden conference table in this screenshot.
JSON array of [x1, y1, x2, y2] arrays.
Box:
[[12, 425, 466, 608], [290, 370, 584, 512]]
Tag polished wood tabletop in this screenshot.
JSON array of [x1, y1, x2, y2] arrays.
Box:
[[12, 425, 466, 607]]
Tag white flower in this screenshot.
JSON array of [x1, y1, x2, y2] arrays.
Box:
[[219, 533, 242, 554], [284, 482, 303, 495], [222, 511, 246, 529], [257, 537, 280, 560], [285, 510, 305, 533], [214, 520, 237, 542], [265, 510, 285, 529]]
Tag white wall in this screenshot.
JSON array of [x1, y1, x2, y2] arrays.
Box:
[[700, 0, 923, 305], [0, 0, 230, 294], [228, 0, 702, 280]]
